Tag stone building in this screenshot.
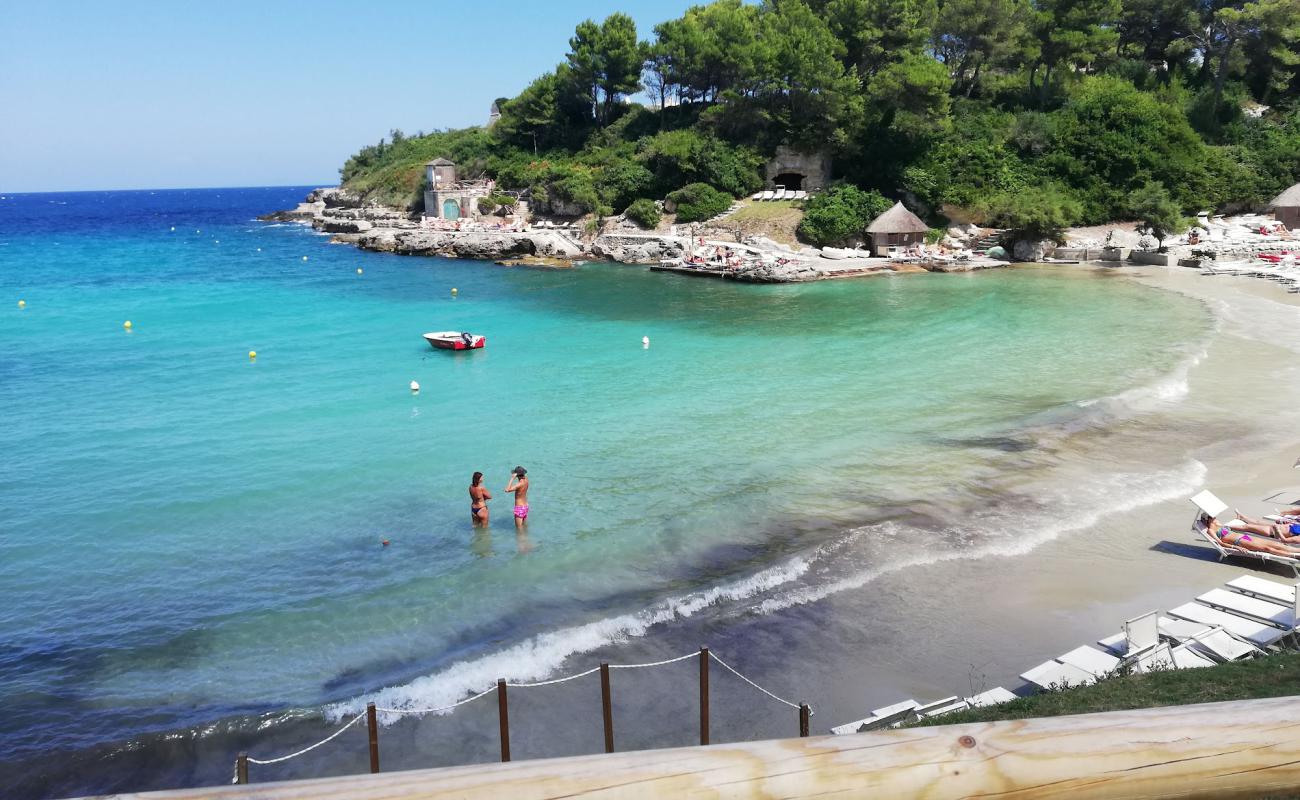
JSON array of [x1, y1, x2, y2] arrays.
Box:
[[1271, 182, 1300, 229], [763, 146, 831, 192], [423, 159, 493, 220]]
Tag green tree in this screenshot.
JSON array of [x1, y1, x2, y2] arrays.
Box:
[[623, 198, 662, 228], [564, 14, 644, 127], [934, 0, 1034, 97], [667, 182, 732, 222], [796, 184, 892, 245], [759, 0, 862, 146], [867, 51, 953, 138], [1128, 180, 1186, 247], [978, 184, 1082, 242], [809, 0, 938, 78], [1029, 0, 1121, 106]]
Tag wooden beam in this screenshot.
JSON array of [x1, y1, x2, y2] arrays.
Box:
[[68, 696, 1300, 799]]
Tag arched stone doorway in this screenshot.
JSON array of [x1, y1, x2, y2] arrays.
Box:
[[442, 199, 461, 219], [774, 172, 805, 191]]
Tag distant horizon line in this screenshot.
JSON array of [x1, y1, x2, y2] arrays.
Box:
[[0, 183, 339, 196]]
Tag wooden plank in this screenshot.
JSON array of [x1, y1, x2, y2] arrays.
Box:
[[82, 696, 1300, 800]]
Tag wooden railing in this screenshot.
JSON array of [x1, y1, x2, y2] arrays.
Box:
[[74, 695, 1300, 799]]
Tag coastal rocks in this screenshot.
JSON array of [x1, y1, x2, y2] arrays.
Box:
[[591, 233, 686, 264], [316, 219, 373, 234], [1012, 238, 1057, 262]]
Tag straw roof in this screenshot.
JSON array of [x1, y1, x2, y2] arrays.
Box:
[[1269, 182, 1300, 209], [866, 201, 928, 234]]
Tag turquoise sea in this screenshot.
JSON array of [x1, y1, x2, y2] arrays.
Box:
[[0, 188, 1211, 797]]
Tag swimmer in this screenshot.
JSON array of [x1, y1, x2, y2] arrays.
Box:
[[469, 471, 491, 526], [506, 466, 530, 530]]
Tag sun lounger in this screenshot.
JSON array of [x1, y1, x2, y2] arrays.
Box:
[[1167, 602, 1288, 648], [751, 192, 763, 201], [913, 696, 965, 720], [1188, 491, 1300, 575], [1169, 642, 1215, 668], [1020, 659, 1096, 691], [1096, 610, 1160, 656], [792, 190, 807, 200], [1056, 645, 1121, 677], [967, 687, 1018, 708], [1187, 626, 1263, 662], [829, 699, 920, 735], [760, 190, 775, 201], [1197, 587, 1297, 629], [1132, 643, 1175, 671], [1227, 574, 1296, 605]]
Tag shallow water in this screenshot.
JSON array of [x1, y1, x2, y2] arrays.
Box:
[[0, 188, 1211, 796]]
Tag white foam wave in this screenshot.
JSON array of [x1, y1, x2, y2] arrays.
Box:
[[326, 555, 815, 722]]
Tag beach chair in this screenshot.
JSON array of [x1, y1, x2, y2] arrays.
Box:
[[1095, 610, 1159, 657], [1132, 643, 1175, 671], [1020, 659, 1096, 691], [829, 699, 919, 735], [1168, 642, 1216, 668], [1188, 491, 1300, 576], [966, 687, 1018, 708], [1226, 574, 1296, 605], [1198, 587, 1298, 632], [1056, 645, 1121, 677], [1187, 626, 1263, 662], [1167, 601, 1288, 648], [913, 696, 966, 721]]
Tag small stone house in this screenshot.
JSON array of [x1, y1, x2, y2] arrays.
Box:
[[866, 202, 929, 255], [1270, 182, 1300, 229], [423, 159, 494, 220]]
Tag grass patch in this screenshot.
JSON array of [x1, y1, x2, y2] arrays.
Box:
[[727, 199, 802, 222], [710, 200, 805, 245], [907, 651, 1300, 728]]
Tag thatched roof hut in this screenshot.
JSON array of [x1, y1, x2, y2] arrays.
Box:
[[867, 201, 929, 254], [1270, 182, 1300, 228]]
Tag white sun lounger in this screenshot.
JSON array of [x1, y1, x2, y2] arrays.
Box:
[[1132, 643, 1175, 671], [760, 190, 775, 201], [792, 190, 808, 200], [1227, 574, 1296, 605], [751, 192, 763, 201], [830, 699, 920, 735], [1020, 659, 1096, 691], [967, 687, 1018, 708], [1056, 645, 1121, 677], [1096, 610, 1160, 656], [1168, 602, 1288, 648], [914, 696, 965, 720], [1169, 642, 1216, 668], [1198, 587, 1298, 630], [1188, 626, 1263, 662]]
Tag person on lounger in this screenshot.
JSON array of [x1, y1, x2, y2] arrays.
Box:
[[1205, 516, 1300, 556], [1228, 510, 1300, 542]]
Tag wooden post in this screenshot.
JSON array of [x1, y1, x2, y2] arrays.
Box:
[[366, 703, 380, 774], [497, 679, 511, 763], [699, 646, 710, 746], [235, 752, 248, 785], [600, 663, 614, 754], [799, 704, 810, 738]]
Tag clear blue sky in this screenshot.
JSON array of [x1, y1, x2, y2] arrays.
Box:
[[0, 1, 698, 193]]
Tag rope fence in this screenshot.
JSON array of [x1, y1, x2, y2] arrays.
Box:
[[233, 646, 812, 784]]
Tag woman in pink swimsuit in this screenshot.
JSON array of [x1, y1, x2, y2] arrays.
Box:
[[506, 466, 530, 530]]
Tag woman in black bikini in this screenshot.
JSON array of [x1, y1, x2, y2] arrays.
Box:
[[469, 472, 491, 526]]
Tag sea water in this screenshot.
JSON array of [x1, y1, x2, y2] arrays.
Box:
[[0, 188, 1210, 796]]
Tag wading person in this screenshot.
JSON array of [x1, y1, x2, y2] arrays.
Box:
[[469, 471, 491, 526], [506, 466, 530, 530]]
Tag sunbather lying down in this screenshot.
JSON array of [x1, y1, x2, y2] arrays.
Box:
[[1206, 516, 1300, 556], [1228, 509, 1300, 542]]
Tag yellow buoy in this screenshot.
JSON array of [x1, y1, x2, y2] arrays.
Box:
[[451, 287, 458, 297], [17, 300, 25, 308], [123, 320, 132, 330], [356, 268, 363, 275], [248, 350, 257, 360]]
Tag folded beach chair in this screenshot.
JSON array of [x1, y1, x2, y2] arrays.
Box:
[[966, 687, 1018, 708], [1169, 642, 1216, 668], [1188, 491, 1300, 576], [829, 699, 919, 735], [913, 696, 966, 720], [1131, 642, 1175, 671], [1187, 626, 1263, 662], [1020, 659, 1096, 691], [1095, 610, 1160, 657]]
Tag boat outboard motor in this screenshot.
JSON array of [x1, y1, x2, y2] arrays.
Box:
[[461, 332, 474, 346]]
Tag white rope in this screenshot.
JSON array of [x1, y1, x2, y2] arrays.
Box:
[[709, 651, 807, 712], [246, 710, 367, 765], [608, 651, 698, 670], [230, 759, 239, 785], [507, 666, 601, 688], [375, 685, 497, 715]]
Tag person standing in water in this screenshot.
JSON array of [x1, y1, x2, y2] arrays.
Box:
[[506, 466, 530, 529], [469, 471, 492, 526]]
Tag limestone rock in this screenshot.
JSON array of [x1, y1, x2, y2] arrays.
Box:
[[1012, 238, 1056, 262]]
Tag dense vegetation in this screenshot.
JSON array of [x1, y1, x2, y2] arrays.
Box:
[[340, 0, 1300, 245]]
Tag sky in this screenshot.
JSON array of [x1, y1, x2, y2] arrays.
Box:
[[0, 1, 699, 193]]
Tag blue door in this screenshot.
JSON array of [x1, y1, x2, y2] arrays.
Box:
[[442, 199, 460, 219]]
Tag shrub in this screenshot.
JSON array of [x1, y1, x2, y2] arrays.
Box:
[[667, 183, 732, 223], [637, 131, 763, 197], [977, 185, 1081, 243], [1128, 181, 1186, 248], [623, 198, 661, 229], [796, 184, 892, 246], [477, 196, 498, 214]]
